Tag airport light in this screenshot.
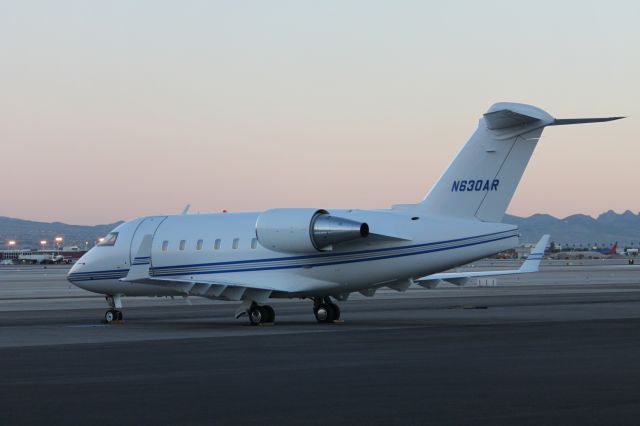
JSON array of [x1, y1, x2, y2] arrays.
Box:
[[8, 240, 16, 247], [54, 236, 63, 254], [40, 240, 47, 251]]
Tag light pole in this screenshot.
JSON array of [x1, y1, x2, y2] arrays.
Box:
[[54, 236, 63, 254], [5, 240, 16, 261], [40, 240, 47, 252]]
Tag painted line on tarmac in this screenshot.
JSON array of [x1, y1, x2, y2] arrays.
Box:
[[0, 296, 103, 301], [65, 324, 109, 328]]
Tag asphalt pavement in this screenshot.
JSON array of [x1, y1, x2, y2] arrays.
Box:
[[1, 264, 640, 425]]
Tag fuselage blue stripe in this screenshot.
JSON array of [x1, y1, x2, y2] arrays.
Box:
[[151, 229, 518, 271], [67, 230, 519, 282], [149, 231, 518, 275], [153, 233, 517, 277]]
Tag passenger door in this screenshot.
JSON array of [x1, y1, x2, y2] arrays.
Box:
[[129, 216, 167, 266]]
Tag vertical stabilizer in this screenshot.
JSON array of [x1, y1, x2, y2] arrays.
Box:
[[415, 103, 622, 222]]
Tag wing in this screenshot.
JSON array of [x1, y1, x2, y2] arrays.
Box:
[[414, 234, 549, 288], [127, 275, 278, 301]]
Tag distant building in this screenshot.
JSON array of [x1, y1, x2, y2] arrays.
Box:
[[491, 243, 536, 260], [515, 245, 533, 259], [0, 247, 87, 262], [551, 251, 608, 260]]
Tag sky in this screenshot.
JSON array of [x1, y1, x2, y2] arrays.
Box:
[[1, 0, 638, 225]]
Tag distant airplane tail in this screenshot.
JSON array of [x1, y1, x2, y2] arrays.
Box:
[[599, 242, 618, 255], [412, 102, 623, 222]]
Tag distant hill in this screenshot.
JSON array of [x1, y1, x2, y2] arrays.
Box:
[[1, 210, 639, 249], [0, 216, 123, 249], [504, 210, 640, 247]]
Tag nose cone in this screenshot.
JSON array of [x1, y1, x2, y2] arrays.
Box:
[[67, 253, 89, 286], [68, 260, 82, 276]]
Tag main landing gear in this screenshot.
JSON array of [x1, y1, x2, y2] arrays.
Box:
[[248, 303, 276, 325], [104, 295, 123, 323], [313, 297, 341, 323]]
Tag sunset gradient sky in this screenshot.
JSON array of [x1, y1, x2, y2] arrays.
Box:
[[2, 1, 638, 225]]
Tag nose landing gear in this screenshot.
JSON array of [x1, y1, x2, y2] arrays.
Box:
[[313, 297, 341, 323], [104, 295, 123, 323]]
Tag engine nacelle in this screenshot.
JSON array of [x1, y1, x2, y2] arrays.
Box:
[[256, 208, 369, 253]]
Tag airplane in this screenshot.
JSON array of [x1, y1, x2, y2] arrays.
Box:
[[597, 242, 618, 256], [67, 102, 622, 324], [18, 253, 65, 264]]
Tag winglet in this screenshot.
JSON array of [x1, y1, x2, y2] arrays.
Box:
[[181, 204, 191, 215], [518, 234, 550, 273]]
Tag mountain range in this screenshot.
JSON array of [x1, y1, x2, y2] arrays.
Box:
[[504, 210, 640, 247], [1, 210, 639, 249], [0, 216, 123, 249]]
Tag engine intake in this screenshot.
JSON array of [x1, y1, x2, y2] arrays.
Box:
[[256, 208, 369, 253]]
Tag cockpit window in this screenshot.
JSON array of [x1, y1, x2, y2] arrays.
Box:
[[97, 232, 118, 246]]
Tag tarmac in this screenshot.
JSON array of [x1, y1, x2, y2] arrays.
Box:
[[1, 263, 640, 425]]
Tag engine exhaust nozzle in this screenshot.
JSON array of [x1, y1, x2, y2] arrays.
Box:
[[311, 214, 369, 250]]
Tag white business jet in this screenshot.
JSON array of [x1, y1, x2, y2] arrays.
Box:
[[68, 103, 622, 324]]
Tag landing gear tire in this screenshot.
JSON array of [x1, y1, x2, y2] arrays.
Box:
[[249, 306, 263, 325], [314, 302, 340, 323], [314, 304, 330, 323], [104, 309, 122, 323], [262, 305, 275, 323], [330, 303, 340, 321], [249, 305, 275, 325]]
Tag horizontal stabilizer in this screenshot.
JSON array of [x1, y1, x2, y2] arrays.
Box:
[[483, 109, 544, 130], [483, 107, 624, 130], [550, 117, 624, 126]]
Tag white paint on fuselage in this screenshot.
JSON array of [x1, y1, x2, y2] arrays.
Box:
[[69, 208, 518, 298]]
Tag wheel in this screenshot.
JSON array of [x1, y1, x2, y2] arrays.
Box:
[[262, 305, 275, 323], [330, 303, 340, 321], [249, 306, 264, 325], [315, 303, 333, 323], [104, 310, 116, 323]]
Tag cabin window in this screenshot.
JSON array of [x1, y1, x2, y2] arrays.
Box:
[[232, 238, 239, 249], [162, 240, 169, 252], [251, 238, 258, 249], [214, 239, 221, 250], [196, 239, 203, 250], [179, 240, 186, 251]]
